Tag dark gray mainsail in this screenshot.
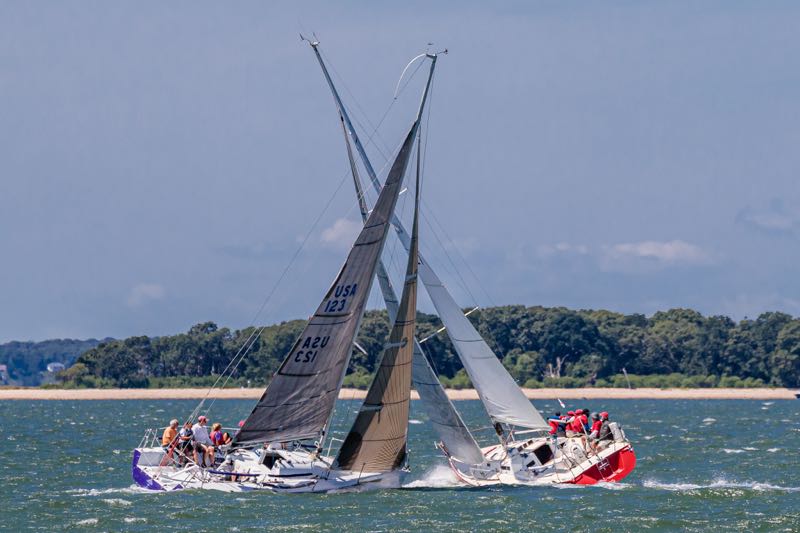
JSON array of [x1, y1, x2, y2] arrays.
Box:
[[334, 137, 421, 473], [232, 124, 418, 448], [310, 42, 485, 464]]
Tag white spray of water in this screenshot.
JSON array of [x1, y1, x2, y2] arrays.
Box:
[[403, 464, 461, 489], [643, 478, 800, 492]]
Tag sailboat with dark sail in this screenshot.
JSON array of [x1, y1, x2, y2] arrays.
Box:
[[131, 46, 434, 492], [309, 42, 636, 487]]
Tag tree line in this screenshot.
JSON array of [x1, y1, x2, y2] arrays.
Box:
[[0, 338, 105, 386], [50, 306, 800, 389]]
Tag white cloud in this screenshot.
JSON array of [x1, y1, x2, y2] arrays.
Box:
[[601, 240, 711, 269], [127, 283, 165, 307], [320, 218, 362, 250], [537, 242, 590, 258], [741, 212, 794, 231], [736, 199, 798, 234]]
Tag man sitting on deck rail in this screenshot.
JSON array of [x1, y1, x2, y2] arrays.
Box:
[[597, 412, 614, 443], [159, 419, 179, 466], [588, 413, 603, 451], [191, 416, 215, 467], [177, 421, 194, 466]]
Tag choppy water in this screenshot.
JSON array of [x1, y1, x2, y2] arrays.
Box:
[[2, 398, 799, 531]]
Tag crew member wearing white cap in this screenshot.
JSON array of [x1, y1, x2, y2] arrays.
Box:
[[191, 416, 215, 467]]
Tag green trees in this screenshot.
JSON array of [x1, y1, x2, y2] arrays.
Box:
[[771, 319, 800, 387], [48, 306, 800, 389], [0, 338, 105, 386]]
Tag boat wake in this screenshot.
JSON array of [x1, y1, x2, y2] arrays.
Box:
[[642, 478, 800, 492], [403, 465, 462, 489], [67, 486, 156, 497]]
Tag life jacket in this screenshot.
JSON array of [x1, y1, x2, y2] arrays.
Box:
[[548, 418, 559, 435], [572, 415, 587, 433], [599, 420, 613, 440]]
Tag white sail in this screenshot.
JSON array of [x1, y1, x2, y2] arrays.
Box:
[[419, 263, 549, 429], [336, 63, 549, 430]]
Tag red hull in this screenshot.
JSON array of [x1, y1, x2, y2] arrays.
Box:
[[568, 445, 636, 485]]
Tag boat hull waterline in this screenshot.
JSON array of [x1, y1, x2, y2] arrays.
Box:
[[445, 437, 636, 487], [132, 439, 635, 492], [131, 447, 403, 493]]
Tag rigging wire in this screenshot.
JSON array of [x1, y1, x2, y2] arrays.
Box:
[[199, 99, 411, 422], [321, 49, 403, 163], [192, 168, 353, 421], [321, 47, 427, 170], [423, 199, 498, 308], [327, 49, 490, 318]]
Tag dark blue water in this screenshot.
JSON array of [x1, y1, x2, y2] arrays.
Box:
[[2, 398, 798, 531]]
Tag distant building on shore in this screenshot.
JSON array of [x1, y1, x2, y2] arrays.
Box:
[[46, 362, 66, 373], [0, 364, 8, 385]]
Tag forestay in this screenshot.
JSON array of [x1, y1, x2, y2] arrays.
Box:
[[232, 124, 418, 447]]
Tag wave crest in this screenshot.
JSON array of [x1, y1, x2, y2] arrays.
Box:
[[643, 478, 799, 492]]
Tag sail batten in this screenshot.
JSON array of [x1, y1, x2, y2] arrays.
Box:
[[231, 122, 418, 448]]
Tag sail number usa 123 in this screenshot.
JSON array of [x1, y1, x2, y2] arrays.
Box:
[[323, 283, 358, 313]]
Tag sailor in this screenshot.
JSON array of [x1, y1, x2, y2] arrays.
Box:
[[494, 421, 507, 444], [161, 419, 179, 449], [576, 409, 588, 432], [588, 413, 603, 451], [589, 413, 602, 439], [565, 411, 578, 437], [159, 419, 179, 466], [177, 421, 194, 466], [211, 423, 232, 446], [598, 412, 614, 443], [548, 412, 564, 438], [192, 416, 215, 467], [567, 409, 586, 438]]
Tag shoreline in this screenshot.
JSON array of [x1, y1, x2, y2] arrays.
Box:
[[0, 387, 796, 401]]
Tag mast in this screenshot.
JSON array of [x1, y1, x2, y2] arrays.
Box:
[[334, 105, 423, 474], [310, 41, 485, 463], [309, 41, 547, 433], [231, 108, 419, 449]]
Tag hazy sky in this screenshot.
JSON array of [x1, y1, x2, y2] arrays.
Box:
[[3, 1, 800, 342]]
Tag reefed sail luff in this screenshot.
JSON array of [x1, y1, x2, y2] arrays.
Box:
[[333, 141, 421, 474], [232, 124, 419, 448]]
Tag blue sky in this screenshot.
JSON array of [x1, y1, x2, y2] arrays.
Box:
[[3, 1, 800, 342]]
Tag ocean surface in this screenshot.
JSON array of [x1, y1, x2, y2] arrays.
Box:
[[2, 398, 799, 532]]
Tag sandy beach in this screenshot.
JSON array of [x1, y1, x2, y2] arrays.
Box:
[[0, 387, 796, 400]]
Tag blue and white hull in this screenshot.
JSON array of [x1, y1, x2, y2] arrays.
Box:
[[131, 446, 399, 493]]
